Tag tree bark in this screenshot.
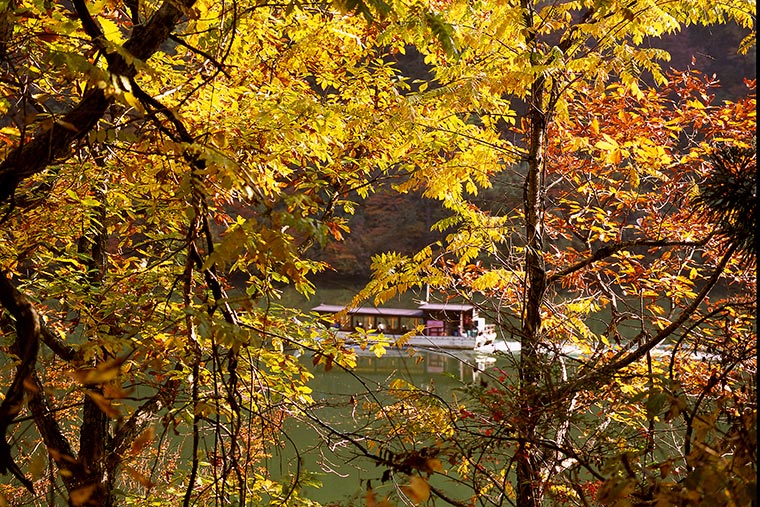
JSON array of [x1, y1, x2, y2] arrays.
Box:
[[0, 272, 40, 492], [77, 177, 112, 506]]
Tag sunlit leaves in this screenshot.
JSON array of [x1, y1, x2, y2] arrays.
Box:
[[350, 2, 755, 502], [0, 0, 755, 504], [2, 0, 484, 503]]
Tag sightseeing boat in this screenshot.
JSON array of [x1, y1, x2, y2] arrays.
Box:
[[312, 302, 497, 350]]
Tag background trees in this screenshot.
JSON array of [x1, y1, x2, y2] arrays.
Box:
[[0, 0, 755, 507], [359, 70, 756, 506]]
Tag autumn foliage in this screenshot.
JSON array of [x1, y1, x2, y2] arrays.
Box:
[[0, 0, 755, 506]]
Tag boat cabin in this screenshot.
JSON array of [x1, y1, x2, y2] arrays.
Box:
[[312, 302, 484, 338]]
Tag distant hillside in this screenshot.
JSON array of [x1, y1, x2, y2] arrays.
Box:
[[660, 23, 755, 100], [311, 23, 756, 278], [311, 189, 450, 277]]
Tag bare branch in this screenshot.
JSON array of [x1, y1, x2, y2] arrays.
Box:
[[566, 243, 737, 395], [40, 322, 76, 362], [27, 371, 80, 491], [169, 34, 233, 78], [110, 380, 179, 459]]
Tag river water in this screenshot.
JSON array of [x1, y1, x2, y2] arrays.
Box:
[[270, 345, 517, 505]]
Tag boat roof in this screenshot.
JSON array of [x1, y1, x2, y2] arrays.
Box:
[[312, 302, 476, 316], [312, 304, 423, 317], [418, 303, 475, 312]]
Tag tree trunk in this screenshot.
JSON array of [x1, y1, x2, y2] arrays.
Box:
[[77, 178, 114, 506], [0, 1, 196, 497], [516, 21, 548, 505]]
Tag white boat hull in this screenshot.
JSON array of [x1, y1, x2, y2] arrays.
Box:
[[333, 331, 496, 350]]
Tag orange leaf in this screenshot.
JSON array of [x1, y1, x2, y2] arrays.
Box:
[[130, 427, 155, 457], [590, 117, 600, 135], [402, 475, 430, 505], [366, 486, 377, 507]]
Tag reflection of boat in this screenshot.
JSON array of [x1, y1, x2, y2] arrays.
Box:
[[312, 303, 497, 350], [347, 346, 497, 383]]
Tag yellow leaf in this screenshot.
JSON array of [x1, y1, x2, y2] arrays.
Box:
[[590, 117, 600, 135], [629, 80, 644, 99], [595, 133, 619, 151], [628, 166, 640, 188], [0, 126, 19, 137], [370, 342, 387, 358], [122, 91, 144, 113], [98, 17, 125, 44]]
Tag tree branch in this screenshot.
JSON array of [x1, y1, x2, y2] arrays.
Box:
[[40, 322, 77, 361], [565, 244, 737, 395], [546, 237, 711, 286], [27, 371, 80, 492], [110, 380, 179, 459], [169, 34, 232, 78], [0, 271, 40, 492], [71, 0, 108, 52], [0, 0, 198, 204]]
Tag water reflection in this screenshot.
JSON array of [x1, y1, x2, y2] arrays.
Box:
[[351, 347, 498, 382], [307, 347, 504, 404]]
